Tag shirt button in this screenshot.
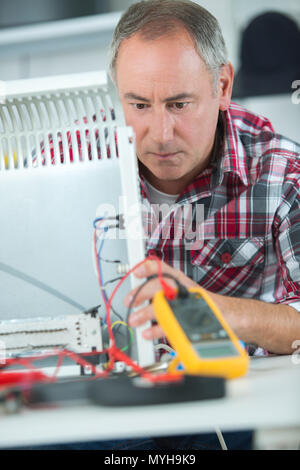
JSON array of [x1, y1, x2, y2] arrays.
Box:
[[221, 252, 232, 263]]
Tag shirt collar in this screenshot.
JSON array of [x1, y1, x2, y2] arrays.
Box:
[[213, 105, 249, 187]]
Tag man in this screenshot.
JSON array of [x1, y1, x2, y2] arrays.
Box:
[[101, 0, 300, 450], [112, 1, 300, 357]]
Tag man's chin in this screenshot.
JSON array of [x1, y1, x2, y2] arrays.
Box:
[[148, 171, 185, 183], [139, 160, 189, 186]]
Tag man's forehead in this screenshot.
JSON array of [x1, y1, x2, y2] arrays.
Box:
[[116, 26, 203, 71], [118, 72, 203, 102], [115, 29, 207, 94]]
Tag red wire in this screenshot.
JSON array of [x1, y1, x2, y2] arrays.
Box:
[[0, 370, 48, 387], [103, 255, 180, 383], [3, 356, 37, 371], [0, 255, 180, 390], [105, 255, 161, 345], [54, 349, 109, 379], [1, 348, 110, 389]]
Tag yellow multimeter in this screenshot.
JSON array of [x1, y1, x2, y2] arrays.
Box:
[[153, 286, 249, 379]]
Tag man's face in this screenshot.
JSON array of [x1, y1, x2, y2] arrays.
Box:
[[115, 27, 232, 194]]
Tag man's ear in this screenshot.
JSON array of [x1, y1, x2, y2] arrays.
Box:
[[218, 62, 234, 111]]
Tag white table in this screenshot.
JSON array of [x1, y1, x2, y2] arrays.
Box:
[[0, 355, 299, 449]]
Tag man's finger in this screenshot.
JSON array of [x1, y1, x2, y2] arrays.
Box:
[[142, 324, 165, 341], [128, 304, 156, 327], [133, 259, 174, 278], [124, 277, 177, 308], [134, 259, 196, 290]]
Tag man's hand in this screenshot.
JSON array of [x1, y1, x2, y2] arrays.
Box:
[[124, 259, 300, 354], [124, 260, 197, 341]]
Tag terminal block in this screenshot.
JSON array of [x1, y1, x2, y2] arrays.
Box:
[[0, 312, 102, 356]]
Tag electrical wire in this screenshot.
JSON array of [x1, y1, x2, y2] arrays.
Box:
[[125, 272, 186, 324], [1, 227, 182, 389], [111, 321, 134, 352], [124, 273, 187, 356], [0, 262, 86, 312], [1, 227, 233, 445], [93, 217, 135, 355], [1, 239, 184, 387], [94, 226, 109, 311], [101, 255, 184, 383], [93, 218, 125, 326], [215, 427, 228, 450], [1, 348, 110, 389], [154, 343, 175, 354]]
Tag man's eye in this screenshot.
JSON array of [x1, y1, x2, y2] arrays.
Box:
[[133, 103, 147, 110], [170, 102, 188, 110]]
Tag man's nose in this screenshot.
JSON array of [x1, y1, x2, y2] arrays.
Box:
[[149, 109, 174, 145]]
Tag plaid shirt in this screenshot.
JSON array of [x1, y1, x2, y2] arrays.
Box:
[[140, 102, 300, 318]]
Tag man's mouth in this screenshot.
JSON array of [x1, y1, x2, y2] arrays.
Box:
[[149, 151, 181, 159]]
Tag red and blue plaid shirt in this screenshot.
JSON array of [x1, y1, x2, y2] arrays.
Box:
[[140, 103, 300, 320]]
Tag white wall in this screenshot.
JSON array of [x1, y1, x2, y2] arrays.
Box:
[[0, 13, 121, 80]]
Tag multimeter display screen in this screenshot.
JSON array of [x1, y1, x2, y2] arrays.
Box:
[[168, 295, 239, 358]]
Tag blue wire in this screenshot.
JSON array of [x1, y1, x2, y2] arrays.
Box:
[[93, 217, 104, 230]]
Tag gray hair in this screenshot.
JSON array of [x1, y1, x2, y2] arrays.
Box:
[[109, 0, 228, 90]]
